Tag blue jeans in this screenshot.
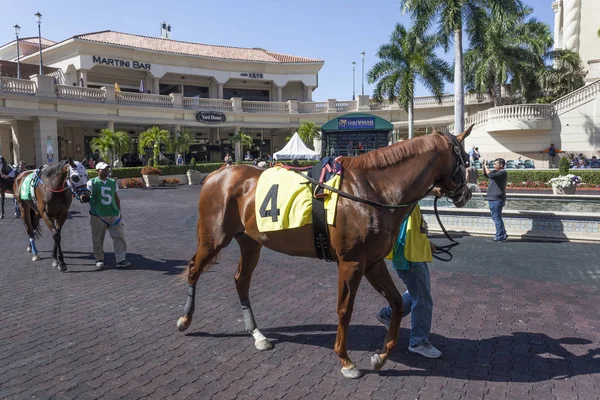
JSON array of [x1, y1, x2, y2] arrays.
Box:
[[488, 200, 506, 239], [14, 199, 20, 216], [384, 262, 433, 347]]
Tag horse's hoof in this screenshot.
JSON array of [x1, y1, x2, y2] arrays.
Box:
[[254, 339, 274, 351], [26, 246, 31, 253], [371, 353, 386, 371], [0, 214, 4, 219], [341, 365, 362, 379], [177, 316, 190, 332], [57, 264, 67, 272], [32, 255, 40, 261], [52, 260, 58, 268]]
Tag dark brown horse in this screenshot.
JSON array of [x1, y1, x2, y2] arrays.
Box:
[[13, 158, 90, 271], [177, 127, 473, 378]]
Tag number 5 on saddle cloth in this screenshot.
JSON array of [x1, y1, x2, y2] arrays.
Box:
[[254, 157, 343, 262]]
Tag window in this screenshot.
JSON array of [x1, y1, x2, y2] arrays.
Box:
[[159, 84, 181, 95], [183, 85, 209, 98], [223, 88, 269, 101]]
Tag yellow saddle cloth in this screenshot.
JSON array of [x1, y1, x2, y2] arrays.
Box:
[[255, 166, 341, 233]]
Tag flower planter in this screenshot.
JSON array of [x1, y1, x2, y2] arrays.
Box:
[[552, 183, 576, 195], [187, 171, 203, 185], [143, 174, 160, 188]]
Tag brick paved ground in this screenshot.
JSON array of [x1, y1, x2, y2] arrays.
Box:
[[1, 185, 599, 399]]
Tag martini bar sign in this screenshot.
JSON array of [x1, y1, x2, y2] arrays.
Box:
[[92, 56, 151, 70]]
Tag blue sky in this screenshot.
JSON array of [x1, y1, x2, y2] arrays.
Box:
[[1, 0, 555, 101]]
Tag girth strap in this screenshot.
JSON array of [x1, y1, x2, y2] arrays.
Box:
[[310, 163, 333, 262]]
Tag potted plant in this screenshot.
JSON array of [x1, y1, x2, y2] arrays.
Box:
[[141, 166, 163, 188], [187, 158, 202, 185], [549, 174, 582, 195]]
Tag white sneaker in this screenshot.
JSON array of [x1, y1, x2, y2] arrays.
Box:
[[408, 342, 442, 359], [375, 308, 391, 330], [95, 260, 104, 268]]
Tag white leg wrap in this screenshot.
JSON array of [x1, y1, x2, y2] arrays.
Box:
[[251, 328, 267, 343]]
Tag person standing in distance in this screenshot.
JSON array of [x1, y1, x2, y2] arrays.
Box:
[[87, 162, 131, 268], [482, 158, 508, 242]]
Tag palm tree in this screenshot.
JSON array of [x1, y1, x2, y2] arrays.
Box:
[[89, 129, 131, 166], [138, 126, 173, 166], [537, 49, 586, 103], [400, 0, 524, 133], [231, 131, 253, 161], [464, 6, 552, 106], [298, 121, 321, 149], [368, 24, 452, 139], [173, 129, 193, 163]]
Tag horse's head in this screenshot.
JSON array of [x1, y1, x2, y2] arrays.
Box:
[[433, 125, 474, 208], [65, 158, 90, 203]]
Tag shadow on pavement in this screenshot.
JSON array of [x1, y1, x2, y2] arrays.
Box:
[[188, 324, 599, 383], [61, 251, 187, 275]]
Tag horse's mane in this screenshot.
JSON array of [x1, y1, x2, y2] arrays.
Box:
[[341, 134, 449, 170], [41, 160, 69, 177]]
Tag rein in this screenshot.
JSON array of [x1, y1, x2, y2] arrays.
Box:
[[36, 169, 69, 193], [431, 196, 460, 262]]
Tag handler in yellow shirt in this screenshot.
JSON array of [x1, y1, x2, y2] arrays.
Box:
[[376, 204, 442, 359]]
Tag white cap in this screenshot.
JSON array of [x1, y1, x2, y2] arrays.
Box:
[[95, 162, 109, 170]]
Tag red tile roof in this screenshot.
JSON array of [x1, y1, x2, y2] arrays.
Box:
[[73, 31, 322, 64], [18, 37, 56, 47]]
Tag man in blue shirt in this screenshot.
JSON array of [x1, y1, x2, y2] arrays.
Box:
[[482, 158, 508, 241]]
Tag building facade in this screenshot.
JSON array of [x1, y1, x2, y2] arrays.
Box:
[[0, 29, 492, 167]]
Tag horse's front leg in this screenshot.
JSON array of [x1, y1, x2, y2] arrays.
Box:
[[334, 260, 365, 379], [43, 214, 67, 272], [364, 259, 404, 372]]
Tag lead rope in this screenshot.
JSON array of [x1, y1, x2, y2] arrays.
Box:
[[431, 196, 460, 262]]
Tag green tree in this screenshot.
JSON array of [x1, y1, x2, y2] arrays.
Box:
[[464, 6, 552, 105], [232, 131, 253, 160], [90, 129, 131, 165], [297, 121, 321, 149], [537, 49, 586, 103], [138, 126, 173, 166], [368, 24, 451, 139], [173, 129, 193, 163], [400, 0, 524, 133]]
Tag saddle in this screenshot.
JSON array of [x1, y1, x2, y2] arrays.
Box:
[[306, 157, 343, 262]]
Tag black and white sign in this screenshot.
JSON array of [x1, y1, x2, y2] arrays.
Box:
[[240, 72, 264, 79], [196, 111, 227, 124]]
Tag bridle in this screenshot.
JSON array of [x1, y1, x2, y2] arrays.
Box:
[[36, 165, 90, 200]]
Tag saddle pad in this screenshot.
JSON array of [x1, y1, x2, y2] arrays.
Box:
[[20, 173, 36, 201], [255, 166, 341, 233]]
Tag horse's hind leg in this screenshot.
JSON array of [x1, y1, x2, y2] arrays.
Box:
[[176, 238, 225, 332], [233, 233, 272, 351], [363, 259, 404, 372], [23, 206, 40, 261]]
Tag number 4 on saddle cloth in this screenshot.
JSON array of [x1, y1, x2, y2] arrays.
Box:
[[255, 157, 343, 261]]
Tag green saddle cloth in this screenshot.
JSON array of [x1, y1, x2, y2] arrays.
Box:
[[20, 173, 36, 201]]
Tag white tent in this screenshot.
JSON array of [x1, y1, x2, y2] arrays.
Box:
[[273, 132, 320, 160]]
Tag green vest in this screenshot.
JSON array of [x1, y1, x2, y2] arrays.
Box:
[[90, 177, 120, 217]]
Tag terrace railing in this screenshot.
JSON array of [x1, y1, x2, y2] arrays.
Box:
[[0, 77, 37, 96], [55, 85, 105, 102], [116, 92, 173, 108]]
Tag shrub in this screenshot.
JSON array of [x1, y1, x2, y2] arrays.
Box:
[[147, 159, 155, 167], [477, 170, 600, 186], [121, 178, 144, 189], [141, 166, 163, 175], [558, 157, 570, 175], [162, 177, 180, 186], [190, 158, 196, 167]]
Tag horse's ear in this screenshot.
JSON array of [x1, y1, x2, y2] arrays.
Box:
[[456, 124, 475, 143], [67, 157, 77, 169]]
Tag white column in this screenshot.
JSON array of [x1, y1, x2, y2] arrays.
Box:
[[153, 77, 160, 94], [107, 121, 115, 131], [11, 122, 21, 164], [33, 117, 58, 166], [218, 83, 224, 99], [305, 86, 313, 101], [234, 127, 241, 162], [552, 1, 563, 49], [0, 126, 11, 163], [276, 85, 283, 102]]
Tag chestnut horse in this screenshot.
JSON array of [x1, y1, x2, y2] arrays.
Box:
[[13, 158, 90, 272], [177, 126, 473, 378]]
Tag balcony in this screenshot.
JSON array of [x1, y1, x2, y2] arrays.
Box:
[[486, 104, 553, 132], [0, 76, 493, 116]]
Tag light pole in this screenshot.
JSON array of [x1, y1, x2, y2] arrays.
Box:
[[361, 52, 365, 96], [14, 24, 21, 79], [35, 12, 43, 75], [352, 61, 356, 100]]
